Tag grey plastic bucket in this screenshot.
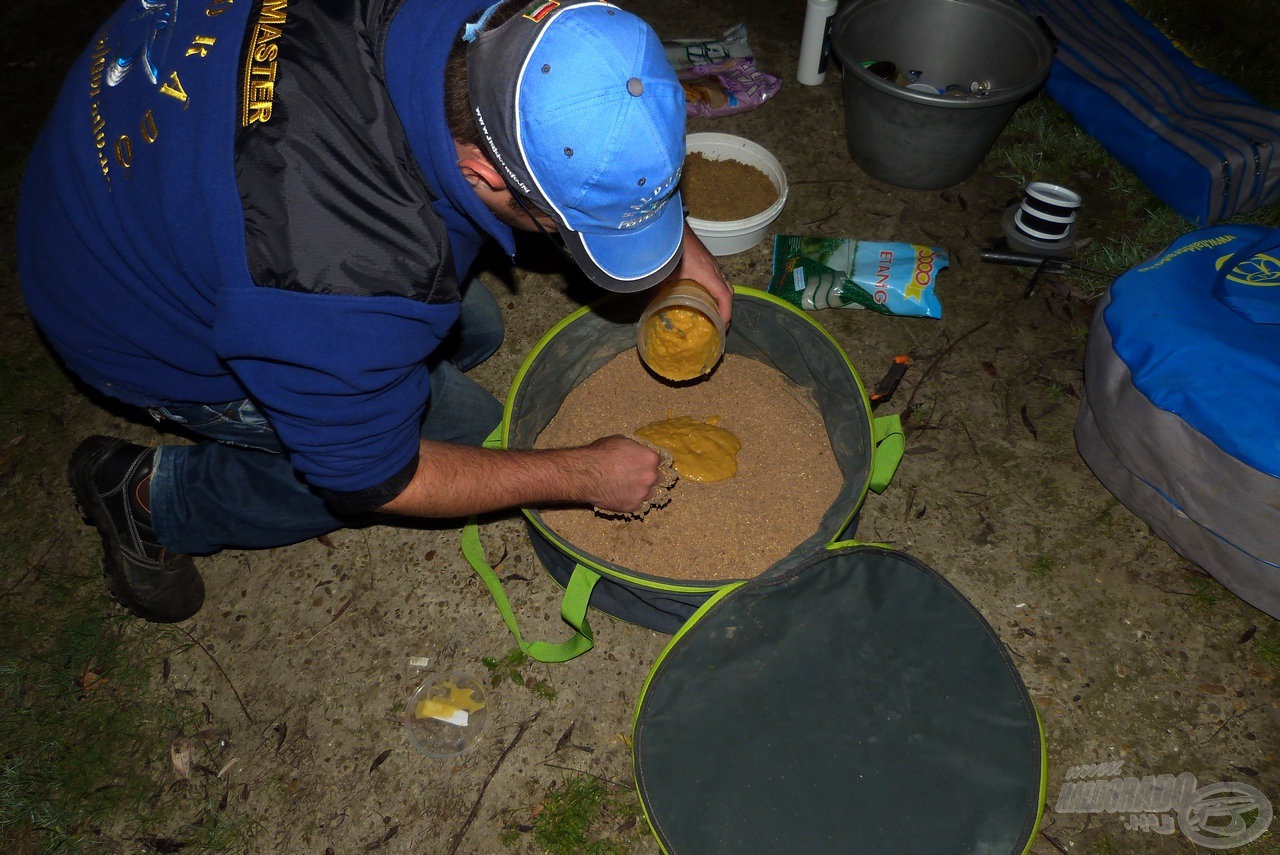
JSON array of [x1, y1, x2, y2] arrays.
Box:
[[831, 0, 1052, 189]]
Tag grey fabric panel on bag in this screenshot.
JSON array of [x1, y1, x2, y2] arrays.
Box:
[[1077, 292, 1280, 618], [1077, 398, 1280, 618]]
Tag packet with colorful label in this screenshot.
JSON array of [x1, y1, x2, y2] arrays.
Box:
[[768, 235, 946, 318], [664, 24, 781, 119], [678, 59, 781, 119]]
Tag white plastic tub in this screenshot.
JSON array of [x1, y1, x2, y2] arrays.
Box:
[[684, 133, 788, 256]]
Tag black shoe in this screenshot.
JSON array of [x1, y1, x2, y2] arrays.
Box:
[[68, 436, 204, 623]]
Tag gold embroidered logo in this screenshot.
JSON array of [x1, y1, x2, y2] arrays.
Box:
[[242, 0, 287, 125], [86, 0, 230, 188]]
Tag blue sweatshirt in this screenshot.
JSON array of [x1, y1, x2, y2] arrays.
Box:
[[18, 0, 516, 508]]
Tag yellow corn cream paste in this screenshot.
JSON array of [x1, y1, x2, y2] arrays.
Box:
[[641, 305, 721, 381], [635, 415, 741, 482], [413, 680, 485, 724]]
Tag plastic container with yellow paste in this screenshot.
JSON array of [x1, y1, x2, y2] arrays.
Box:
[[636, 280, 725, 382]]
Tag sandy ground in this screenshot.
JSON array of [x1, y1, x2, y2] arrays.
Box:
[[6, 0, 1277, 852]]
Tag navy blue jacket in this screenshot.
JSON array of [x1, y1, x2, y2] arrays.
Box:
[[18, 0, 515, 508]]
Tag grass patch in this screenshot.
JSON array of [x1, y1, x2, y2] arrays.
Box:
[[1026, 554, 1054, 578], [1252, 633, 1280, 672], [501, 773, 648, 855], [1186, 574, 1232, 614], [1043, 383, 1072, 404], [1230, 833, 1279, 854], [482, 648, 557, 701], [996, 96, 1113, 192], [1128, 0, 1280, 108], [0, 583, 253, 851]]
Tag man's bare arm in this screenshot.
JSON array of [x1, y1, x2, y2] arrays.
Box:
[[377, 435, 662, 518]]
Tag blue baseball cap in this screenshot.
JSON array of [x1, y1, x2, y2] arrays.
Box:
[[467, 0, 686, 292]]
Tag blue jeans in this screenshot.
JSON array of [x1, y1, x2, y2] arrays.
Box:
[[148, 281, 505, 554]]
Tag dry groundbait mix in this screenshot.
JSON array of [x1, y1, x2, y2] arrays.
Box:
[[767, 235, 947, 318]]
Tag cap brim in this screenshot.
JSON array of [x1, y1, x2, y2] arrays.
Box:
[[559, 190, 685, 293]]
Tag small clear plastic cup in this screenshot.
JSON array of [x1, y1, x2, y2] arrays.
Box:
[[404, 671, 489, 758], [636, 280, 726, 382]]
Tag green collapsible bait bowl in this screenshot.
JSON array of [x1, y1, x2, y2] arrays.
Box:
[[461, 288, 1045, 851], [463, 287, 904, 653]]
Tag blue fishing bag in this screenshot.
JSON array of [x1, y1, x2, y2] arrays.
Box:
[[1076, 226, 1280, 618], [1018, 0, 1280, 225]]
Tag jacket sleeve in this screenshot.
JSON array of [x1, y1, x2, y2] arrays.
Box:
[[214, 283, 461, 506]]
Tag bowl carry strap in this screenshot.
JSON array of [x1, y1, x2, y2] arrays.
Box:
[[461, 519, 598, 663], [869, 413, 905, 494]]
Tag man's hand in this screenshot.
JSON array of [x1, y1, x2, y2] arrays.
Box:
[[669, 223, 733, 322], [579, 435, 664, 513]]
